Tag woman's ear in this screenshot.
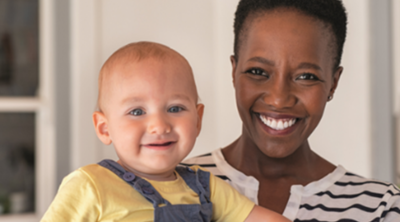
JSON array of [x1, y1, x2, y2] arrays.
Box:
[[93, 111, 112, 145], [230, 55, 237, 86], [195, 103, 205, 136], [329, 66, 343, 97]]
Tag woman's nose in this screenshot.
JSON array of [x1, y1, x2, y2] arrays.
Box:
[[147, 114, 172, 135], [262, 76, 297, 109]]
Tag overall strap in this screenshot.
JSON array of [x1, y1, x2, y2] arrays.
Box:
[[175, 166, 211, 204], [98, 159, 171, 208]]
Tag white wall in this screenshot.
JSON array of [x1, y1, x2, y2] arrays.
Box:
[[70, 0, 375, 178], [393, 0, 400, 184], [309, 0, 372, 178]]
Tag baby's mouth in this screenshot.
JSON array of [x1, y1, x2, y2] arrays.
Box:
[[259, 114, 297, 130], [147, 141, 175, 146]]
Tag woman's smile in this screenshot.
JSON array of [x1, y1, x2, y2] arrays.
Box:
[[258, 114, 297, 131]]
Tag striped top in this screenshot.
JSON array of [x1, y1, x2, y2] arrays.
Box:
[[182, 148, 400, 222]]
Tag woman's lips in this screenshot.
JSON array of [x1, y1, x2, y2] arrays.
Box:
[[259, 115, 297, 130]]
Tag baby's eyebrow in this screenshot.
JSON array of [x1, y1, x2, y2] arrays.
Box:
[[121, 97, 143, 104], [171, 94, 194, 102], [120, 95, 195, 104]]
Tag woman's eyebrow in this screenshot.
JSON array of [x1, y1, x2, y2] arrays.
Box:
[[248, 57, 275, 66], [297, 62, 322, 71], [247, 57, 322, 71]]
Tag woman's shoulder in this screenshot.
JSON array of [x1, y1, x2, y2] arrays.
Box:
[[296, 166, 400, 221], [333, 167, 400, 195], [307, 165, 400, 205]]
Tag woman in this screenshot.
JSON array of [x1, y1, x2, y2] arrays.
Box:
[[183, 0, 400, 221]]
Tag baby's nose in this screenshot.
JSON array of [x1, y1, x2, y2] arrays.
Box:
[[147, 114, 172, 135]]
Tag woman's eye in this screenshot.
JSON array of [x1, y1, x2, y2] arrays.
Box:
[[297, 73, 320, 81], [246, 68, 269, 77], [129, 109, 145, 116], [168, 106, 183, 113]]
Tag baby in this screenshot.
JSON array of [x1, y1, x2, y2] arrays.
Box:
[[41, 42, 290, 222]]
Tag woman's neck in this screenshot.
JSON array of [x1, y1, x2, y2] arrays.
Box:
[[222, 135, 335, 185]]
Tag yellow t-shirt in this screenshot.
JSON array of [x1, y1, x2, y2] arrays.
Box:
[[41, 164, 254, 222]]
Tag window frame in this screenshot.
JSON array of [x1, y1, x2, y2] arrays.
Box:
[[0, 0, 56, 221]]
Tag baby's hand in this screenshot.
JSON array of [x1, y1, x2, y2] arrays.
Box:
[[244, 205, 291, 222]]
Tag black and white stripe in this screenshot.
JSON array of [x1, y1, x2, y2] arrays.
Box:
[[181, 153, 231, 181], [183, 149, 400, 222]]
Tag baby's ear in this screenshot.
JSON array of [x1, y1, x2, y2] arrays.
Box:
[[196, 103, 205, 136], [93, 111, 112, 145]]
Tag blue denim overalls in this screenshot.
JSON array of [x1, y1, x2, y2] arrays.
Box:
[[98, 159, 213, 222]]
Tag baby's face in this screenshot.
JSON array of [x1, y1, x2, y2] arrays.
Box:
[[95, 56, 203, 179]]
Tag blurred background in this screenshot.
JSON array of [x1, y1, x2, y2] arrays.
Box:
[[0, 0, 398, 221]]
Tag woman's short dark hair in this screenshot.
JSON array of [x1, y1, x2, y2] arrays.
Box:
[[233, 0, 347, 69]]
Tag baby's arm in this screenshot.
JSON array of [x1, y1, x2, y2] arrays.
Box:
[[41, 169, 100, 221], [244, 205, 291, 222]]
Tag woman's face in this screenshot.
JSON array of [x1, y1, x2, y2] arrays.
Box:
[[232, 9, 342, 158]]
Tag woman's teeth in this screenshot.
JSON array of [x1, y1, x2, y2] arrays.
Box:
[[259, 115, 296, 130]]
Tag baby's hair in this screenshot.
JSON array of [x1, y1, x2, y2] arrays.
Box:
[[97, 42, 197, 111], [233, 0, 347, 70]]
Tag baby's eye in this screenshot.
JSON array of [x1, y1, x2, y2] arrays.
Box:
[[129, 108, 145, 116], [297, 73, 320, 81], [245, 68, 269, 78], [168, 106, 183, 113]]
